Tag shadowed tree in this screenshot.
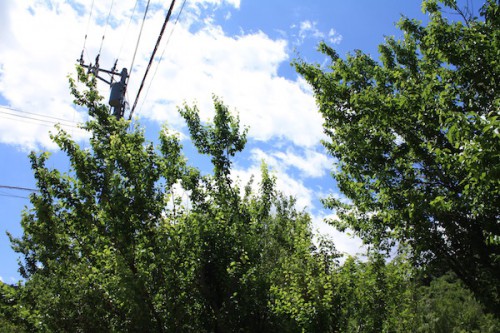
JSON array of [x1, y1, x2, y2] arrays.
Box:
[[295, 0, 499, 315], [5, 67, 338, 332]]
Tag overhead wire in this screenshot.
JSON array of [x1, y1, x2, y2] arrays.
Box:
[[0, 111, 87, 135], [0, 113, 82, 130], [98, 0, 116, 55], [137, 0, 188, 115], [77, 0, 183, 121], [0, 193, 30, 199], [118, 0, 140, 61], [0, 185, 38, 200], [0, 105, 80, 124], [0, 185, 39, 192], [0, 107, 82, 130], [129, 0, 177, 120], [80, 0, 95, 63], [129, 0, 152, 86]]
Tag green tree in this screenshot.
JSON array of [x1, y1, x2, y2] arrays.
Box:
[[333, 252, 417, 333], [330, 252, 499, 333], [414, 272, 500, 333], [0, 282, 30, 332], [6, 67, 337, 332], [295, 0, 499, 314]]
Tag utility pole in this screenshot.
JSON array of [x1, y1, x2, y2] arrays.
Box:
[[78, 54, 129, 119]]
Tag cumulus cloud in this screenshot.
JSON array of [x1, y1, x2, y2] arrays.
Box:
[[293, 20, 342, 46], [0, 1, 90, 149], [231, 159, 362, 256], [136, 22, 324, 147], [190, 0, 241, 9], [0, 0, 325, 149], [231, 162, 315, 211], [311, 213, 364, 257], [328, 28, 343, 44], [272, 148, 333, 178], [248, 146, 333, 179], [231, 145, 334, 210], [299, 20, 325, 40], [0, 0, 13, 45]]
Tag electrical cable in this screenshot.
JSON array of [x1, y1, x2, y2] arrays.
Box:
[[0, 113, 80, 129], [128, 0, 152, 86], [0, 194, 30, 199], [0, 186, 35, 199], [129, 0, 177, 120], [118, 0, 140, 61], [0, 113, 84, 131], [0, 185, 39, 192], [0, 105, 80, 124], [0, 110, 81, 128], [80, 0, 95, 63], [98, 0, 116, 55], [137, 0, 188, 115]]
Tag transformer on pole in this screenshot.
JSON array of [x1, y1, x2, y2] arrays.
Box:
[[78, 54, 129, 119]]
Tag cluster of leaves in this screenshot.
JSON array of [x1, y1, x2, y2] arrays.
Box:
[[2, 0, 499, 331], [295, 0, 499, 315], [1, 67, 339, 332], [4, 249, 499, 332]]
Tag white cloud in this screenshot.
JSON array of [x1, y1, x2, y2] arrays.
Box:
[[0, 1, 13, 46], [0, 0, 324, 150], [189, 0, 241, 10], [230, 159, 363, 256], [248, 146, 333, 179], [123, 10, 325, 147], [311, 213, 364, 257], [273, 148, 332, 178], [328, 28, 343, 44], [231, 145, 336, 209], [232, 153, 315, 211], [299, 20, 325, 40], [0, 1, 90, 149], [293, 20, 343, 46]]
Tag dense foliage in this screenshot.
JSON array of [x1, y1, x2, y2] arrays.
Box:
[[1, 68, 342, 332], [295, 0, 499, 315], [2, 0, 499, 331]]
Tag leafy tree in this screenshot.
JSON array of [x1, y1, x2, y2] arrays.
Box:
[[414, 272, 500, 333], [333, 252, 417, 333], [0, 282, 30, 332], [6, 67, 337, 332], [295, 0, 499, 314], [331, 252, 499, 333]]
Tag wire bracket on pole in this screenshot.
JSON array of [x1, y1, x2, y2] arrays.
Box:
[[78, 55, 129, 119]]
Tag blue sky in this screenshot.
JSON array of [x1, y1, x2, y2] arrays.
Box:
[[0, 0, 483, 282]]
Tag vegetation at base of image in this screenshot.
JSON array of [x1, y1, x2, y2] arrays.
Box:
[[1, 0, 498, 331]]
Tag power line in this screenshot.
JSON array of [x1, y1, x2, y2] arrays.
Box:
[[129, 0, 152, 86], [138, 0, 188, 115], [0, 193, 30, 199], [129, 0, 177, 120], [99, 0, 116, 55], [0, 105, 80, 124], [0, 112, 82, 130], [80, 0, 95, 63], [0, 185, 39, 192], [118, 0, 140, 61]]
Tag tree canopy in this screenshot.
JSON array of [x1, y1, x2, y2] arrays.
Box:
[[4, 67, 338, 332], [295, 0, 499, 314], [2, 0, 499, 331]]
